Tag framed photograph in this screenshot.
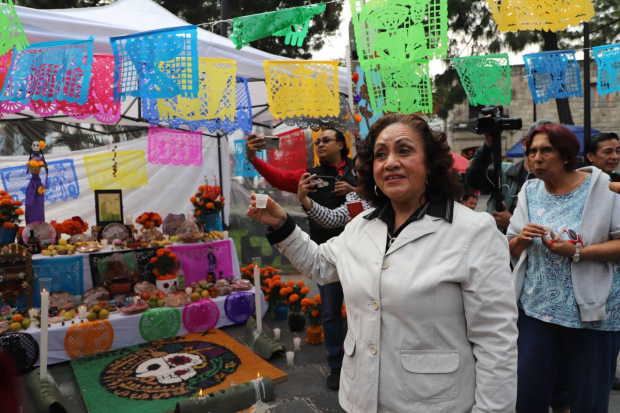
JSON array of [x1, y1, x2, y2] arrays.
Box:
[[94, 190, 124, 227]]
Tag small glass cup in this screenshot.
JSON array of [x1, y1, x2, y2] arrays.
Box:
[[255, 194, 268, 209]]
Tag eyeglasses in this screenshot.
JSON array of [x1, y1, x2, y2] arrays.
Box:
[[314, 138, 339, 146], [550, 229, 583, 246]]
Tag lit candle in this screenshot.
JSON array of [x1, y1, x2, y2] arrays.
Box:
[[126, 214, 132, 225], [28, 308, 37, 319], [223, 230, 229, 239], [135, 295, 140, 304], [77, 305, 87, 319], [39, 278, 51, 381], [293, 337, 301, 351], [185, 287, 192, 296], [252, 257, 262, 333], [273, 328, 281, 340], [286, 351, 295, 366]]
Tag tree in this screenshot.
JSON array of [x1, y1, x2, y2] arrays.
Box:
[[15, 0, 344, 59], [434, 0, 620, 124]]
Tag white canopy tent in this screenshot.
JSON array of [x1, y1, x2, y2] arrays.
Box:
[[10, 0, 350, 129]]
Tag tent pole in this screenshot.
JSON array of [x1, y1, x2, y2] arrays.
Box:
[[221, 0, 229, 37], [115, 98, 138, 127], [216, 131, 226, 228], [583, 22, 591, 143]]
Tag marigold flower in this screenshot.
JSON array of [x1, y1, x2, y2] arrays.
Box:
[[314, 295, 322, 304], [2, 222, 15, 229], [157, 250, 165, 256], [206, 202, 215, 209], [190, 196, 197, 203], [301, 287, 310, 295], [0, 190, 6, 195], [312, 310, 319, 317], [265, 295, 270, 301], [39, 140, 46, 150], [286, 280, 295, 287], [150, 257, 158, 264], [15, 209, 24, 215], [195, 210, 202, 216], [297, 281, 305, 287], [289, 294, 299, 303], [302, 306, 307, 312], [279, 289, 288, 296]]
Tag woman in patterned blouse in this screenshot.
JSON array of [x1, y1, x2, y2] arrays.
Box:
[[507, 124, 620, 412]]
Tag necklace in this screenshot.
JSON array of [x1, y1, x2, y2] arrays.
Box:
[[387, 232, 396, 250]]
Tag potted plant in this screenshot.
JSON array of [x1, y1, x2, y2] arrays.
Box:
[[0, 191, 24, 247], [302, 295, 324, 344], [150, 248, 179, 293], [136, 212, 164, 242], [282, 280, 310, 332], [52, 216, 90, 245], [190, 177, 225, 232]]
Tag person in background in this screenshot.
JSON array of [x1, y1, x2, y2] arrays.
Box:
[[585, 132, 620, 193], [507, 124, 620, 413], [247, 113, 517, 413], [466, 119, 554, 230], [245, 127, 356, 390], [461, 193, 478, 210], [297, 153, 371, 229]]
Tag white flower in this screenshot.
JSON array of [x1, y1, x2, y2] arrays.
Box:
[[18, 272, 25, 280], [0, 275, 4, 283], [21, 281, 29, 289]]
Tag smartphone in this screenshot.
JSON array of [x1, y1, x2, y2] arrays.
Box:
[[261, 136, 280, 151], [310, 175, 337, 192]]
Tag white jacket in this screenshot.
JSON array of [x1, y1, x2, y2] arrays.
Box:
[[274, 203, 518, 413]]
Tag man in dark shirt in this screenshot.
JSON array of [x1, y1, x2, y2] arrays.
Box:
[[585, 132, 620, 193], [246, 127, 357, 390]]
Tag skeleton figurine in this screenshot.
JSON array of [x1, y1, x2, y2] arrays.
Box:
[[25, 140, 48, 224]]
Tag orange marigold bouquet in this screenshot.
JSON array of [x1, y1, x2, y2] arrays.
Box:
[[302, 295, 323, 326], [136, 212, 163, 229], [190, 178, 224, 218], [52, 216, 89, 235], [281, 280, 310, 315], [0, 191, 24, 230], [150, 248, 178, 280]]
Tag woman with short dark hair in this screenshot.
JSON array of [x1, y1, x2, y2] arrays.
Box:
[[247, 113, 518, 412], [508, 124, 620, 412]]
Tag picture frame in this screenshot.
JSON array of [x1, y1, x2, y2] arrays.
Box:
[[94, 189, 124, 227]]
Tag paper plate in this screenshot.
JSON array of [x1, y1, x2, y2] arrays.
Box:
[[101, 223, 130, 242], [22, 221, 56, 244]]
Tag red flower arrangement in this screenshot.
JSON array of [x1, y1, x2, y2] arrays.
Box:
[[136, 212, 163, 229], [52, 216, 89, 235], [302, 295, 323, 326], [0, 191, 23, 230], [191, 179, 224, 217], [150, 248, 178, 280]]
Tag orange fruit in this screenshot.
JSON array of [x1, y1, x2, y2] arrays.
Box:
[[141, 292, 151, 300], [11, 314, 23, 323]]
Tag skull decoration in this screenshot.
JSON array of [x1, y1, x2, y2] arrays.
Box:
[[31, 141, 40, 152], [135, 353, 202, 384], [156, 277, 178, 294]]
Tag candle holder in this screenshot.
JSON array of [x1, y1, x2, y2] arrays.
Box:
[[39, 278, 51, 295], [251, 257, 261, 267]]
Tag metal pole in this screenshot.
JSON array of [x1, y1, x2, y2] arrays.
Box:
[[533, 100, 537, 123], [345, 44, 356, 155], [221, 0, 229, 38], [216, 132, 226, 228], [583, 22, 591, 142]]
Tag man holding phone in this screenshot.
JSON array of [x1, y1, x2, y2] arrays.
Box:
[[246, 127, 357, 390]]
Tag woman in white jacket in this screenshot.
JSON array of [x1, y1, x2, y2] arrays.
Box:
[[247, 114, 518, 413]]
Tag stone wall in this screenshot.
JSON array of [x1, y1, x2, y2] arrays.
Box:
[[447, 61, 620, 157]]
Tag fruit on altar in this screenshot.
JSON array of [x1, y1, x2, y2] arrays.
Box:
[[58, 239, 67, 246], [156, 299, 164, 307], [99, 309, 109, 319], [148, 301, 157, 308], [200, 290, 209, 299], [150, 294, 158, 301], [64, 312, 73, 321], [92, 305, 102, 314], [87, 312, 98, 321], [141, 292, 151, 301], [194, 287, 203, 295], [10, 322, 22, 331], [170, 235, 180, 242], [21, 318, 31, 329], [191, 292, 200, 302], [12, 314, 23, 323], [157, 291, 166, 299], [140, 241, 149, 248]]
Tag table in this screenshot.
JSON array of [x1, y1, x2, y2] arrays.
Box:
[[27, 291, 267, 365], [30, 239, 241, 297]]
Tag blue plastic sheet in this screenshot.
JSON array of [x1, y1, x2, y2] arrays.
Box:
[[0, 38, 93, 105], [142, 77, 253, 135], [592, 43, 620, 96], [0, 159, 79, 204], [234, 140, 265, 178], [110, 26, 199, 102], [523, 50, 583, 104], [14, 256, 83, 308]]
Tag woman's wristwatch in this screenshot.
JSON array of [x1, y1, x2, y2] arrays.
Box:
[[572, 244, 581, 262]]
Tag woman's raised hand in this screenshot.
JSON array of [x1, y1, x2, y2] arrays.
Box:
[[247, 194, 288, 229]]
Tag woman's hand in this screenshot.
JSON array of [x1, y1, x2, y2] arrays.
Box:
[[518, 223, 546, 242], [297, 173, 318, 210], [541, 231, 577, 258], [247, 194, 288, 229], [334, 181, 355, 196]]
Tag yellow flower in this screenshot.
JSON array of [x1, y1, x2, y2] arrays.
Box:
[[37, 186, 45, 194], [39, 140, 46, 150]]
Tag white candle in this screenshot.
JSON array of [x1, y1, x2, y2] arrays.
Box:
[[126, 214, 132, 225], [223, 230, 229, 239], [185, 287, 192, 296], [286, 351, 295, 366], [101, 239, 108, 249], [78, 305, 87, 319], [293, 337, 301, 351], [273, 328, 281, 340], [40, 289, 49, 380], [28, 308, 37, 319], [253, 263, 262, 333]]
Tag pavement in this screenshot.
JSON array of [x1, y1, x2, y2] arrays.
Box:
[[14, 272, 620, 412]]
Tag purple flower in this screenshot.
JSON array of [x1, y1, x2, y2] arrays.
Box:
[[353, 94, 362, 103]]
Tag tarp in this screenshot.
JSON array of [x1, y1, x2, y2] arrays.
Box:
[[505, 125, 602, 158], [10, 0, 350, 129]]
